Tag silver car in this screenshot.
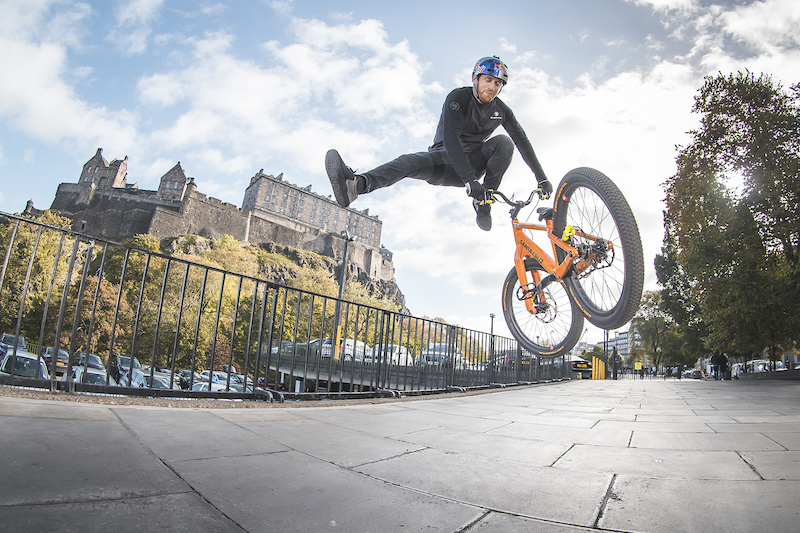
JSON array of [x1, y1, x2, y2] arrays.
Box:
[[1, 350, 50, 380]]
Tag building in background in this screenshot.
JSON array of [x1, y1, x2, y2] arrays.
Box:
[[40, 148, 394, 284]]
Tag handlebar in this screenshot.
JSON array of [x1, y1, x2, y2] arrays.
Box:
[[489, 188, 549, 219]]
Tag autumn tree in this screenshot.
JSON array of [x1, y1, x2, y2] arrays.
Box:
[[662, 71, 799, 361]]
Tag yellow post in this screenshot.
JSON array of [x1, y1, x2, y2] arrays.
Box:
[[592, 357, 606, 380], [333, 325, 343, 360]]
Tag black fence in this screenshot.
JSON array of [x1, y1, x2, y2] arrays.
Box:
[[0, 211, 567, 402]]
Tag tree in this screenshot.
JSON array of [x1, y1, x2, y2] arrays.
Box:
[[632, 290, 672, 370], [662, 71, 800, 358]]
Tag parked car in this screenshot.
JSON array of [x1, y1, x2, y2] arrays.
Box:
[[495, 348, 533, 371], [366, 344, 412, 366], [42, 347, 70, 378], [746, 359, 786, 373], [65, 365, 116, 386], [191, 382, 241, 392], [77, 353, 105, 370], [109, 354, 142, 383], [177, 369, 202, 389], [0, 333, 27, 357], [417, 344, 467, 369], [0, 350, 50, 380], [199, 370, 230, 383], [271, 340, 295, 356], [320, 338, 368, 361], [569, 357, 592, 376], [143, 373, 174, 389], [115, 367, 146, 387]]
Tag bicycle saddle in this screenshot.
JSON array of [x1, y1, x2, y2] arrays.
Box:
[[537, 207, 553, 221]]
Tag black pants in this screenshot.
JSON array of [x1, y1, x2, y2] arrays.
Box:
[[361, 135, 514, 193]]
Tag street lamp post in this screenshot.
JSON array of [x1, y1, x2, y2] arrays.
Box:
[[332, 231, 353, 360], [489, 313, 495, 383]]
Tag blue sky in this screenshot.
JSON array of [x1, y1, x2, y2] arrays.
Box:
[[1, 0, 799, 343]]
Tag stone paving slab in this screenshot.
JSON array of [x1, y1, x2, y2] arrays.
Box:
[[489, 420, 634, 447], [553, 443, 759, 480], [766, 431, 800, 451], [630, 429, 787, 451], [244, 418, 426, 467], [601, 476, 800, 533], [0, 492, 243, 533], [296, 405, 440, 437], [395, 425, 572, 467], [171, 449, 481, 532], [2, 378, 800, 532], [0, 415, 189, 506], [355, 447, 613, 527], [114, 408, 290, 461], [740, 450, 800, 480]]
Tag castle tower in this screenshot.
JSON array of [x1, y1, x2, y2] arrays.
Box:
[[77, 148, 128, 204], [157, 162, 189, 201]]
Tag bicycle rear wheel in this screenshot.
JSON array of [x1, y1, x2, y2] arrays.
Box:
[[553, 167, 644, 329], [501, 263, 584, 357]]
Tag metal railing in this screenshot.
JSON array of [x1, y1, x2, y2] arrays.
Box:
[[0, 211, 568, 402]]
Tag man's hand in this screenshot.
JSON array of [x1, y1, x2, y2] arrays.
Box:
[[538, 179, 553, 199], [465, 180, 486, 200]]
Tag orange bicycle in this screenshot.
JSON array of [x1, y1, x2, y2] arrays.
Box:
[[493, 167, 644, 357]]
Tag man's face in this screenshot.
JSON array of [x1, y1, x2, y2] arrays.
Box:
[[472, 74, 504, 103]]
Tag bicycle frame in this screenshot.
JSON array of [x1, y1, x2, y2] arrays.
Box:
[[496, 190, 608, 315]]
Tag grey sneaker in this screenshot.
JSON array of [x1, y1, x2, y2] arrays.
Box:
[[473, 199, 492, 231], [325, 149, 359, 208]]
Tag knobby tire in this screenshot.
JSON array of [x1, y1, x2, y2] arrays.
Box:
[[553, 167, 644, 330], [501, 261, 585, 358]]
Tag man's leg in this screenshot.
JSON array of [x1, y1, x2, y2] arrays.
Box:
[[468, 135, 514, 191], [361, 152, 445, 192], [465, 135, 514, 231]]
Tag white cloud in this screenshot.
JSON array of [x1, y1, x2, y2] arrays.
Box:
[[0, 1, 141, 175], [137, 73, 186, 106], [110, 0, 165, 55], [131, 17, 441, 188], [722, 0, 800, 49], [626, 0, 698, 13]]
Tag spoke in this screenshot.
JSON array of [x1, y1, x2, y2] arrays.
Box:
[[567, 187, 625, 312]]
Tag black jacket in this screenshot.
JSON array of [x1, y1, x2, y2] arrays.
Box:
[[429, 86, 547, 184]]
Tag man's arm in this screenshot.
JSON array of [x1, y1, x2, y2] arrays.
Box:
[[440, 90, 481, 184], [502, 106, 548, 183]]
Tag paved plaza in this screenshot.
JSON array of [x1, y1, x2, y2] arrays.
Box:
[[1, 378, 798, 532]]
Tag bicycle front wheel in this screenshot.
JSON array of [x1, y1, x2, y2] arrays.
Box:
[[553, 167, 644, 329], [501, 264, 584, 357]]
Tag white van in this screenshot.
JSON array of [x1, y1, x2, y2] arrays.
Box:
[[320, 338, 368, 361], [366, 344, 412, 366]]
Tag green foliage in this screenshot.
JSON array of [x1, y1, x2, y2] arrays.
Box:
[[130, 234, 161, 253], [212, 234, 240, 252], [1, 211, 404, 376], [661, 71, 800, 359], [632, 291, 669, 369]]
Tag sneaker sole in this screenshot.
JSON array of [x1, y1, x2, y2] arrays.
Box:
[[325, 149, 351, 208]]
